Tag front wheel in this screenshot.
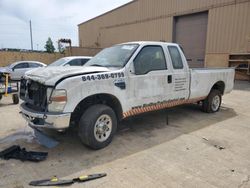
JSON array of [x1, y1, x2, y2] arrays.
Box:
[[202, 89, 222, 113], [78, 104, 117, 150]]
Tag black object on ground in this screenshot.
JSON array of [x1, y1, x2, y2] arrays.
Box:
[[29, 173, 107, 186], [34, 129, 59, 148], [0, 145, 48, 162], [213, 144, 225, 150]]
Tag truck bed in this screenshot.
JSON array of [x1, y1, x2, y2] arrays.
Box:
[[189, 67, 235, 99]]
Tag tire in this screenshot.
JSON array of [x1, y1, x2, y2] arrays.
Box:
[[12, 94, 19, 104], [202, 89, 222, 113], [78, 104, 117, 150], [0, 95, 2, 101]]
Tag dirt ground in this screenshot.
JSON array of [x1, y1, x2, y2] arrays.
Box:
[[0, 81, 249, 188]]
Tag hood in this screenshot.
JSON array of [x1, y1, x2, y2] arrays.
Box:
[[24, 66, 110, 85], [0, 67, 11, 74]]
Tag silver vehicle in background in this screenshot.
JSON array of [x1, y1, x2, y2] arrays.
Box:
[[1, 61, 46, 80], [48, 56, 92, 67]]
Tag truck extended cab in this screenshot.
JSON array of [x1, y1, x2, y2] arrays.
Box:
[[20, 42, 235, 149]]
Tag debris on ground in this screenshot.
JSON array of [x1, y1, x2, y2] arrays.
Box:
[[202, 137, 226, 150], [213, 144, 225, 150], [0, 145, 48, 162], [29, 173, 107, 186]]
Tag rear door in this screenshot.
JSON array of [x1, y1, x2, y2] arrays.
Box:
[[166, 45, 190, 100]]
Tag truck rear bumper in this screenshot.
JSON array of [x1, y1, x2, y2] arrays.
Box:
[[20, 103, 71, 130]]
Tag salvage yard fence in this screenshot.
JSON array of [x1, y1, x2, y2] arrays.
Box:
[[0, 47, 102, 66]]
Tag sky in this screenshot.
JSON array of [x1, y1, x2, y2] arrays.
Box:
[[0, 0, 132, 51]]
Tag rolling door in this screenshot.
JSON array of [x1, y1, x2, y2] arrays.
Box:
[[174, 12, 208, 68]]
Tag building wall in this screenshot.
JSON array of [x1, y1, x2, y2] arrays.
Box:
[[65, 47, 102, 57], [206, 1, 250, 53], [78, 0, 250, 67]]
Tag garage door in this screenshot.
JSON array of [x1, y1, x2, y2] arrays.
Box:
[[174, 12, 208, 68]]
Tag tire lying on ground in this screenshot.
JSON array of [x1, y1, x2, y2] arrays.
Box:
[[78, 104, 117, 150], [202, 89, 222, 113]]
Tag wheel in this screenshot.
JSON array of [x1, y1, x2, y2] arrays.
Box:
[[78, 104, 117, 150], [0, 95, 2, 101], [202, 89, 222, 113], [12, 94, 19, 104]]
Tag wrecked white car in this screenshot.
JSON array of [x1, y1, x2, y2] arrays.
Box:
[[20, 41, 235, 149]]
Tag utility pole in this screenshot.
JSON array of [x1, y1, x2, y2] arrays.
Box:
[[29, 20, 33, 51]]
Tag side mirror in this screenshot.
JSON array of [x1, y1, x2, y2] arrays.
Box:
[[12, 68, 15, 71]]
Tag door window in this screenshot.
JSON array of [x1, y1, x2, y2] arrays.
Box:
[[28, 63, 42, 68], [168, 46, 183, 69], [134, 46, 167, 75], [81, 58, 90, 65], [13, 63, 29, 70], [66, 59, 82, 66]]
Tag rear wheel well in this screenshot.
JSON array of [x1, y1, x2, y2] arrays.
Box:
[[211, 81, 225, 95], [70, 94, 123, 127]]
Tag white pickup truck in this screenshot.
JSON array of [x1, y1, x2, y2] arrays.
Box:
[[20, 41, 235, 149]]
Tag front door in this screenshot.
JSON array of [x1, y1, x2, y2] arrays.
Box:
[[126, 45, 172, 116]]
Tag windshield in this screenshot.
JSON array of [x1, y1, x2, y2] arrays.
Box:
[[85, 44, 139, 68], [48, 58, 67, 67], [6, 64, 12, 68]]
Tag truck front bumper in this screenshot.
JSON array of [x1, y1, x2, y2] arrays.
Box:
[[20, 103, 71, 130]]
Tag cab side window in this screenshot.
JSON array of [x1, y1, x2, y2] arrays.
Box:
[[134, 46, 167, 75], [168, 46, 183, 69]]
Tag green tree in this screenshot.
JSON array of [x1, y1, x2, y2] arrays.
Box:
[[44, 37, 55, 53]]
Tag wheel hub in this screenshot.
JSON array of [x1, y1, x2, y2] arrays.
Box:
[[94, 114, 112, 142], [212, 95, 220, 111], [96, 123, 107, 134]]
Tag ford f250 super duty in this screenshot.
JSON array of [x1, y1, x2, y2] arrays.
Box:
[[20, 41, 235, 149]]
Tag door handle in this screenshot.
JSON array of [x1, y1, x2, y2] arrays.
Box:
[[114, 81, 126, 90], [168, 75, 172, 84]]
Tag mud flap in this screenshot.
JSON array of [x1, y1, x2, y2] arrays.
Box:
[[34, 129, 59, 148]]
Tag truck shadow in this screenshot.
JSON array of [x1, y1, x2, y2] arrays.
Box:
[[0, 103, 16, 107], [233, 80, 250, 91], [0, 104, 237, 186]]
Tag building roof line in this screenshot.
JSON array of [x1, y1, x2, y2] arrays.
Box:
[[78, 0, 137, 26]]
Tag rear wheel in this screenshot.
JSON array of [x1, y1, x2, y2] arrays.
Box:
[[78, 104, 117, 150], [202, 89, 222, 113], [12, 94, 19, 104]]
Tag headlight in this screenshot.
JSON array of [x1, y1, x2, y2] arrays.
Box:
[[48, 89, 67, 112]]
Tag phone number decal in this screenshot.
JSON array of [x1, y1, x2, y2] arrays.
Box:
[[82, 72, 125, 81]]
